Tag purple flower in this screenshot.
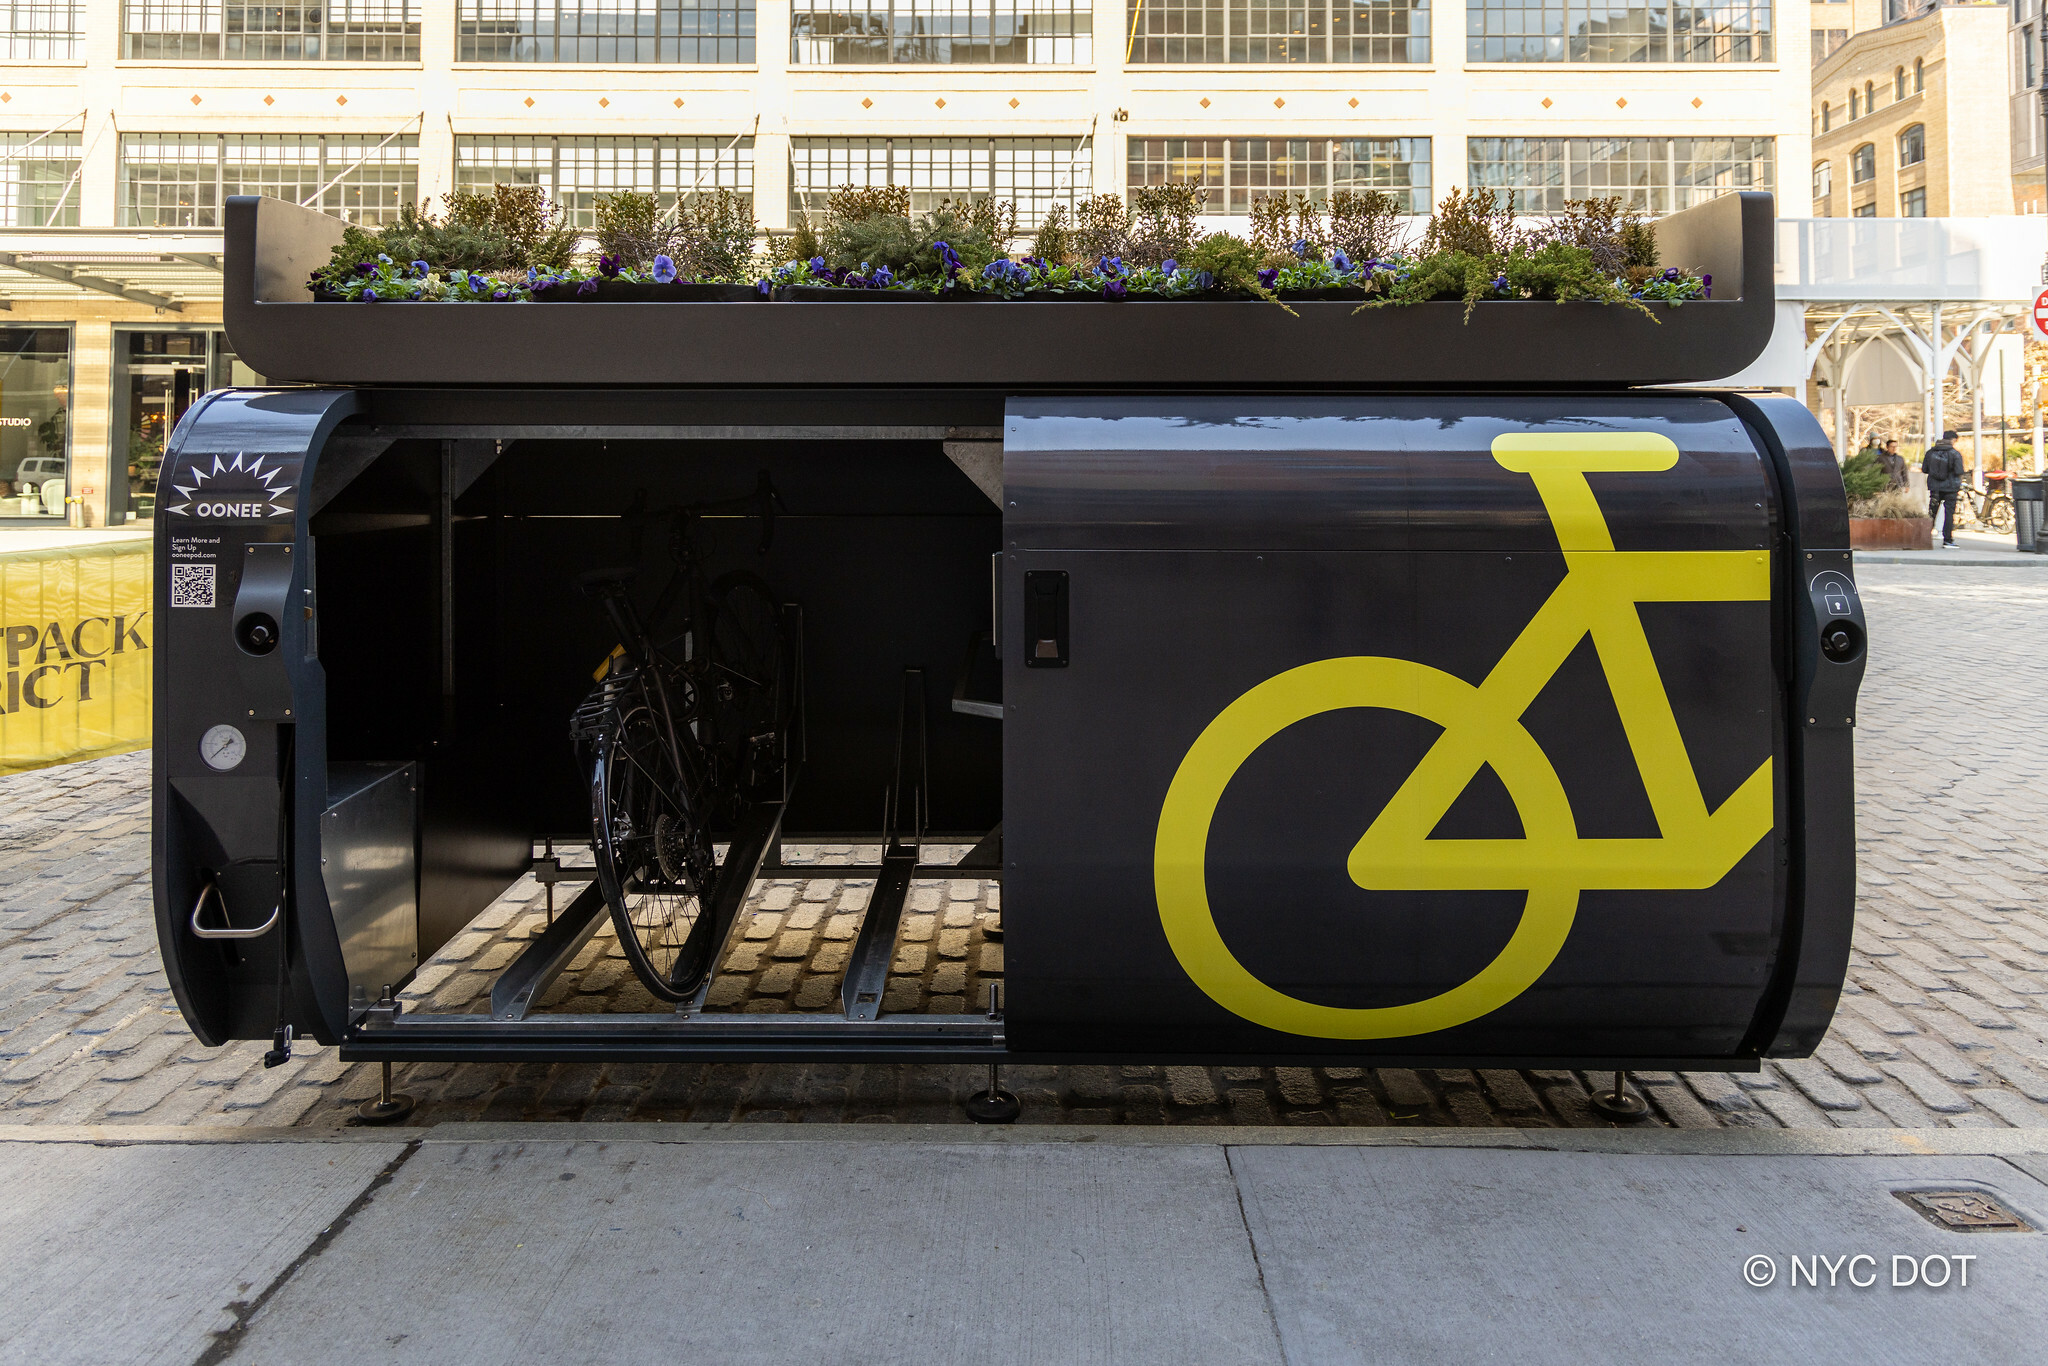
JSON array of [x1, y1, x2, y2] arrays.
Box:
[[1330, 250, 1353, 273], [412, 259, 430, 277], [1102, 278, 1128, 301], [1700, 273, 1712, 298], [576, 278, 598, 296], [1162, 259, 1178, 275], [651, 254, 677, 284], [873, 264, 895, 287], [809, 256, 831, 278], [355, 260, 376, 276], [1099, 255, 1124, 275], [362, 288, 378, 301], [1491, 274, 1509, 292], [1256, 267, 1278, 290], [599, 254, 622, 279], [756, 278, 772, 296], [492, 289, 509, 301], [1292, 239, 1311, 259], [468, 273, 488, 292]]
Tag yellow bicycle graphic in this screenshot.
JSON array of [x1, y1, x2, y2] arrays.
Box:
[[1154, 433, 1776, 1039]]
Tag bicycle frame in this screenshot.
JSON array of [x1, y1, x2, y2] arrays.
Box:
[[1157, 435, 1774, 1040]]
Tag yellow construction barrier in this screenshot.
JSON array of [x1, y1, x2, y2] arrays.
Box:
[[0, 539, 152, 775]]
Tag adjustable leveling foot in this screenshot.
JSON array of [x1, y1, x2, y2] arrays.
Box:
[[1588, 1070, 1649, 1121], [357, 1060, 416, 1125], [965, 1062, 1021, 1124]]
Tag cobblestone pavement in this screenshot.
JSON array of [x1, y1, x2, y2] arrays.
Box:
[[4, 563, 2048, 1131]]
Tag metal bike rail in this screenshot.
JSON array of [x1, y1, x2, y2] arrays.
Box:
[[488, 880, 609, 1022], [344, 1011, 1005, 1063]]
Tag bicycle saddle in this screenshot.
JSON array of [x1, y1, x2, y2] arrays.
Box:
[[577, 567, 638, 595]]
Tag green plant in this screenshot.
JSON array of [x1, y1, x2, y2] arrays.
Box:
[[1535, 198, 1659, 275], [824, 211, 924, 273], [1183, 231, 1294, 314], [37, 407, 64, 458], [952, 197, 1019, 255], [907, 205, 995, 278], [1328, 189, 1405, 262], [1072, 193, 1131, 263], [675, 188, 758, 280], [1248, 195, 1327, 256], [1421, 187, 1521, 258], [1503, 240, 1645, 311], [1619, 212, 1659, 273], [491, 183, 579, 269], [785, 197, 825, 264], [1848, 487, 1924, 519], [1126, 184, 1205, 268], [1840, 449, 1890, 501], [594, 190, 675, 268], [828, 183, 912, 224], [1032, 202, 1075, 265]]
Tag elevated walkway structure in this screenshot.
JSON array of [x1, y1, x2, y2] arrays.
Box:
[[1778, 217, 2042, 470]]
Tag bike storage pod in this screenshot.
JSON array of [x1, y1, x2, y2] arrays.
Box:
[[152, 190, 1867, 1089]]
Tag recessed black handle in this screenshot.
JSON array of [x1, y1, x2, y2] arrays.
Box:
[[1023, 570, 1068, 669]]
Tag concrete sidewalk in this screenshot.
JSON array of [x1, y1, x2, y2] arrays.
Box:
[[2, 1125, 2042, 1366]]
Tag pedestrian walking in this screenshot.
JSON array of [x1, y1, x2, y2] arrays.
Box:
[[1923, 430, 1965, 548], [1879, 439, 1909, 490]]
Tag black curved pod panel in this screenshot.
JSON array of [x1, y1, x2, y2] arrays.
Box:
[[224, 191, 1774, 390], [154, 388, 538, 1048], [1723, 394, 1864, 1059], [153, 388, 360, 1046], [1000, 395, 1856, 1068]]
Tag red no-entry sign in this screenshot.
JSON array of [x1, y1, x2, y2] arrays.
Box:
[[2033, 288, 2048, 342]]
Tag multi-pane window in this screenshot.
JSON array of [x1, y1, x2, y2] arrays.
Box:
[[455, 137, 753, 226], [0, 1, 83, 57], [1466, 0, 1770, 62], [121, 134, 419, 228], [0, 130, 81, 227], [1126, 0, 1428, 62], [789, 137, 1091, 229], [1897, 124, 1924, 167], [1849, 143, 1875, 184], [1900, 187, 1925, 217], [791, 1, 1088, 62], [1128, 137, 1432, 214], [1810, 27, 1843, 63], [121, 1, 420, 59], [1811, 161, 1829, 200], [457, 0, 754, 60], [1468, 137, 1774, 215]]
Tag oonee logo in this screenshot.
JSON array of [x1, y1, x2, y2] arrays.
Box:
[[163, 452, 295, 520]]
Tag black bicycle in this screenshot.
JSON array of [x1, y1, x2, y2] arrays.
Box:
[[572, 477, 795, 1001]]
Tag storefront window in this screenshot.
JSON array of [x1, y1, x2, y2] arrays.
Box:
[[119, 331, 262, 522], [0, 328, 72, 520]]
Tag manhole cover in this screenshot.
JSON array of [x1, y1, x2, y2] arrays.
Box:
[[1896, 1190, 2033, 1233]]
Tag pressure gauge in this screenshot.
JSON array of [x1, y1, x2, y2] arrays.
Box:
[[200, 724, 247, 772]]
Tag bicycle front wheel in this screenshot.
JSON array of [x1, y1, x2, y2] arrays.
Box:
[[1990, 495, 2015, 534], [589, 701, 719, 1000]]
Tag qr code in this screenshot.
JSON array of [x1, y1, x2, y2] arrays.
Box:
[[170, 562, 215, 608]]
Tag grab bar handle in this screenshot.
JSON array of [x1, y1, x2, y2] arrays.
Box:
[[189, 879, 280, 940]]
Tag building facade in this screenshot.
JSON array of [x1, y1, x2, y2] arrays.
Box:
[[1810, 3, 2011, 218], [3, 0, 1809, 528], [2012, 0, 2044, 211]]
